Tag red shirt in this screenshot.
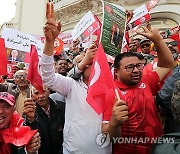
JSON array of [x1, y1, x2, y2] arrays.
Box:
[[103, 71, 163, 154]]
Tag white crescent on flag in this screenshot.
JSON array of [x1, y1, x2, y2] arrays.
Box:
[[89, 61, 101, 87], [7, 65, 12, 73]]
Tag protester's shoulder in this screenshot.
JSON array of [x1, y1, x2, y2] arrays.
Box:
[[151, 133, 180, 154], [49, 97, 65, 111], [171, 79, 180, 123], [142, 70, 159, 82], [172, 65, 180, 74]]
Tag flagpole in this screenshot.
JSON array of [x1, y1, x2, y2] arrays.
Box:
[[29, 83, 32, 99], [115, 89, 121, 101]]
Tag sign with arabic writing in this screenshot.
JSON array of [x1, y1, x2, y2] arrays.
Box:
[[127, 4, 151, 30], [1, 28, 44, 55], [71, 11, 95, 41]]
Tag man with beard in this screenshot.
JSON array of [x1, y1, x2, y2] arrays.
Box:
[[23, 86, 65, 154], [102, 26, 174, 154], [156, 38, 180, 134]]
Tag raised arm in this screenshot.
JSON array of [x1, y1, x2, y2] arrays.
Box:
[[39, 2, 72, 96], [137, 26, 174, 81]]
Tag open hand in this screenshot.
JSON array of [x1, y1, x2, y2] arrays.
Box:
[[137, 25, 163, 43]]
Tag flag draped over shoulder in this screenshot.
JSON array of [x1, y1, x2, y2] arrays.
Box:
[[0, 112, 37, 154], [0, 38, 7, 76], [86, 43, 116, 115], [27, 45, 43, 94]]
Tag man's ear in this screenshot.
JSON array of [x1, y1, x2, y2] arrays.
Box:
[[114, 68, 119, 80], [114, 68, 119, 76]]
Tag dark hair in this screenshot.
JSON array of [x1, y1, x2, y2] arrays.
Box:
[[114, 52, 140, 69], [135, 52, 144, 60]]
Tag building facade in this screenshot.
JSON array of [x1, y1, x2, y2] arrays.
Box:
[[1, 0, 180, 35]]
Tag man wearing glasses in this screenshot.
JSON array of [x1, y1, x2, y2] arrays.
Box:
[[14, 70, 30, 115], [139, 38, 155, 63], [102, 27, 175, 154]]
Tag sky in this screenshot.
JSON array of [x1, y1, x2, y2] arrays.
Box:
[[0, 0, 16, 25]]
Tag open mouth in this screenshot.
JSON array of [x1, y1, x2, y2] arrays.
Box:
[[0, 116, 5, 124], [132, 74, 140, 80]]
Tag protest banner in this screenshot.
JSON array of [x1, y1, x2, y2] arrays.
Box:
[[1, 28, 44, 55], [127, 4, 151, 31], [100, 1, 126, 56], [72, 11, 97, 41]]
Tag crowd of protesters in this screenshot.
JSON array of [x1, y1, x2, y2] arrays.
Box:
[[0, 1, 180, 154]]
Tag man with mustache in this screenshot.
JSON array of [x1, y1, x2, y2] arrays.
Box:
[[23, 86, 65, 154], [102, 27, 175, 154]]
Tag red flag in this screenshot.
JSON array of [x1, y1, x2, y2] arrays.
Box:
[[53, 38, 64, 55], [1, 112, 37, 147], [0, 38, 7, 76], [86, 43, 116, 115], [27, 45, 43, 94]]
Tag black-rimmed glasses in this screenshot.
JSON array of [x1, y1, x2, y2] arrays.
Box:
[[125, 63, 145, 72], [15, 74, 27, 79]]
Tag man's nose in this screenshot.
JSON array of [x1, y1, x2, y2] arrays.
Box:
[[133, 66, 139, 72]]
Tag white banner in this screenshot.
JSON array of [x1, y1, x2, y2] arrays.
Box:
[[1, 28, 44, 55], [128, 4, 149, 24], [71, 10, 95, 41]]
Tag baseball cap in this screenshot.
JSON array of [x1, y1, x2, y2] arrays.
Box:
[[0, 92, 15, 106], [16, 62, 26, 69], [139, 38, 150, 45]]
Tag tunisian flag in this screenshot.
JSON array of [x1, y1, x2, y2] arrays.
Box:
[[86, 43, 116, 115], [27, 45, 43, 94], [0, 38, 7, 76]]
